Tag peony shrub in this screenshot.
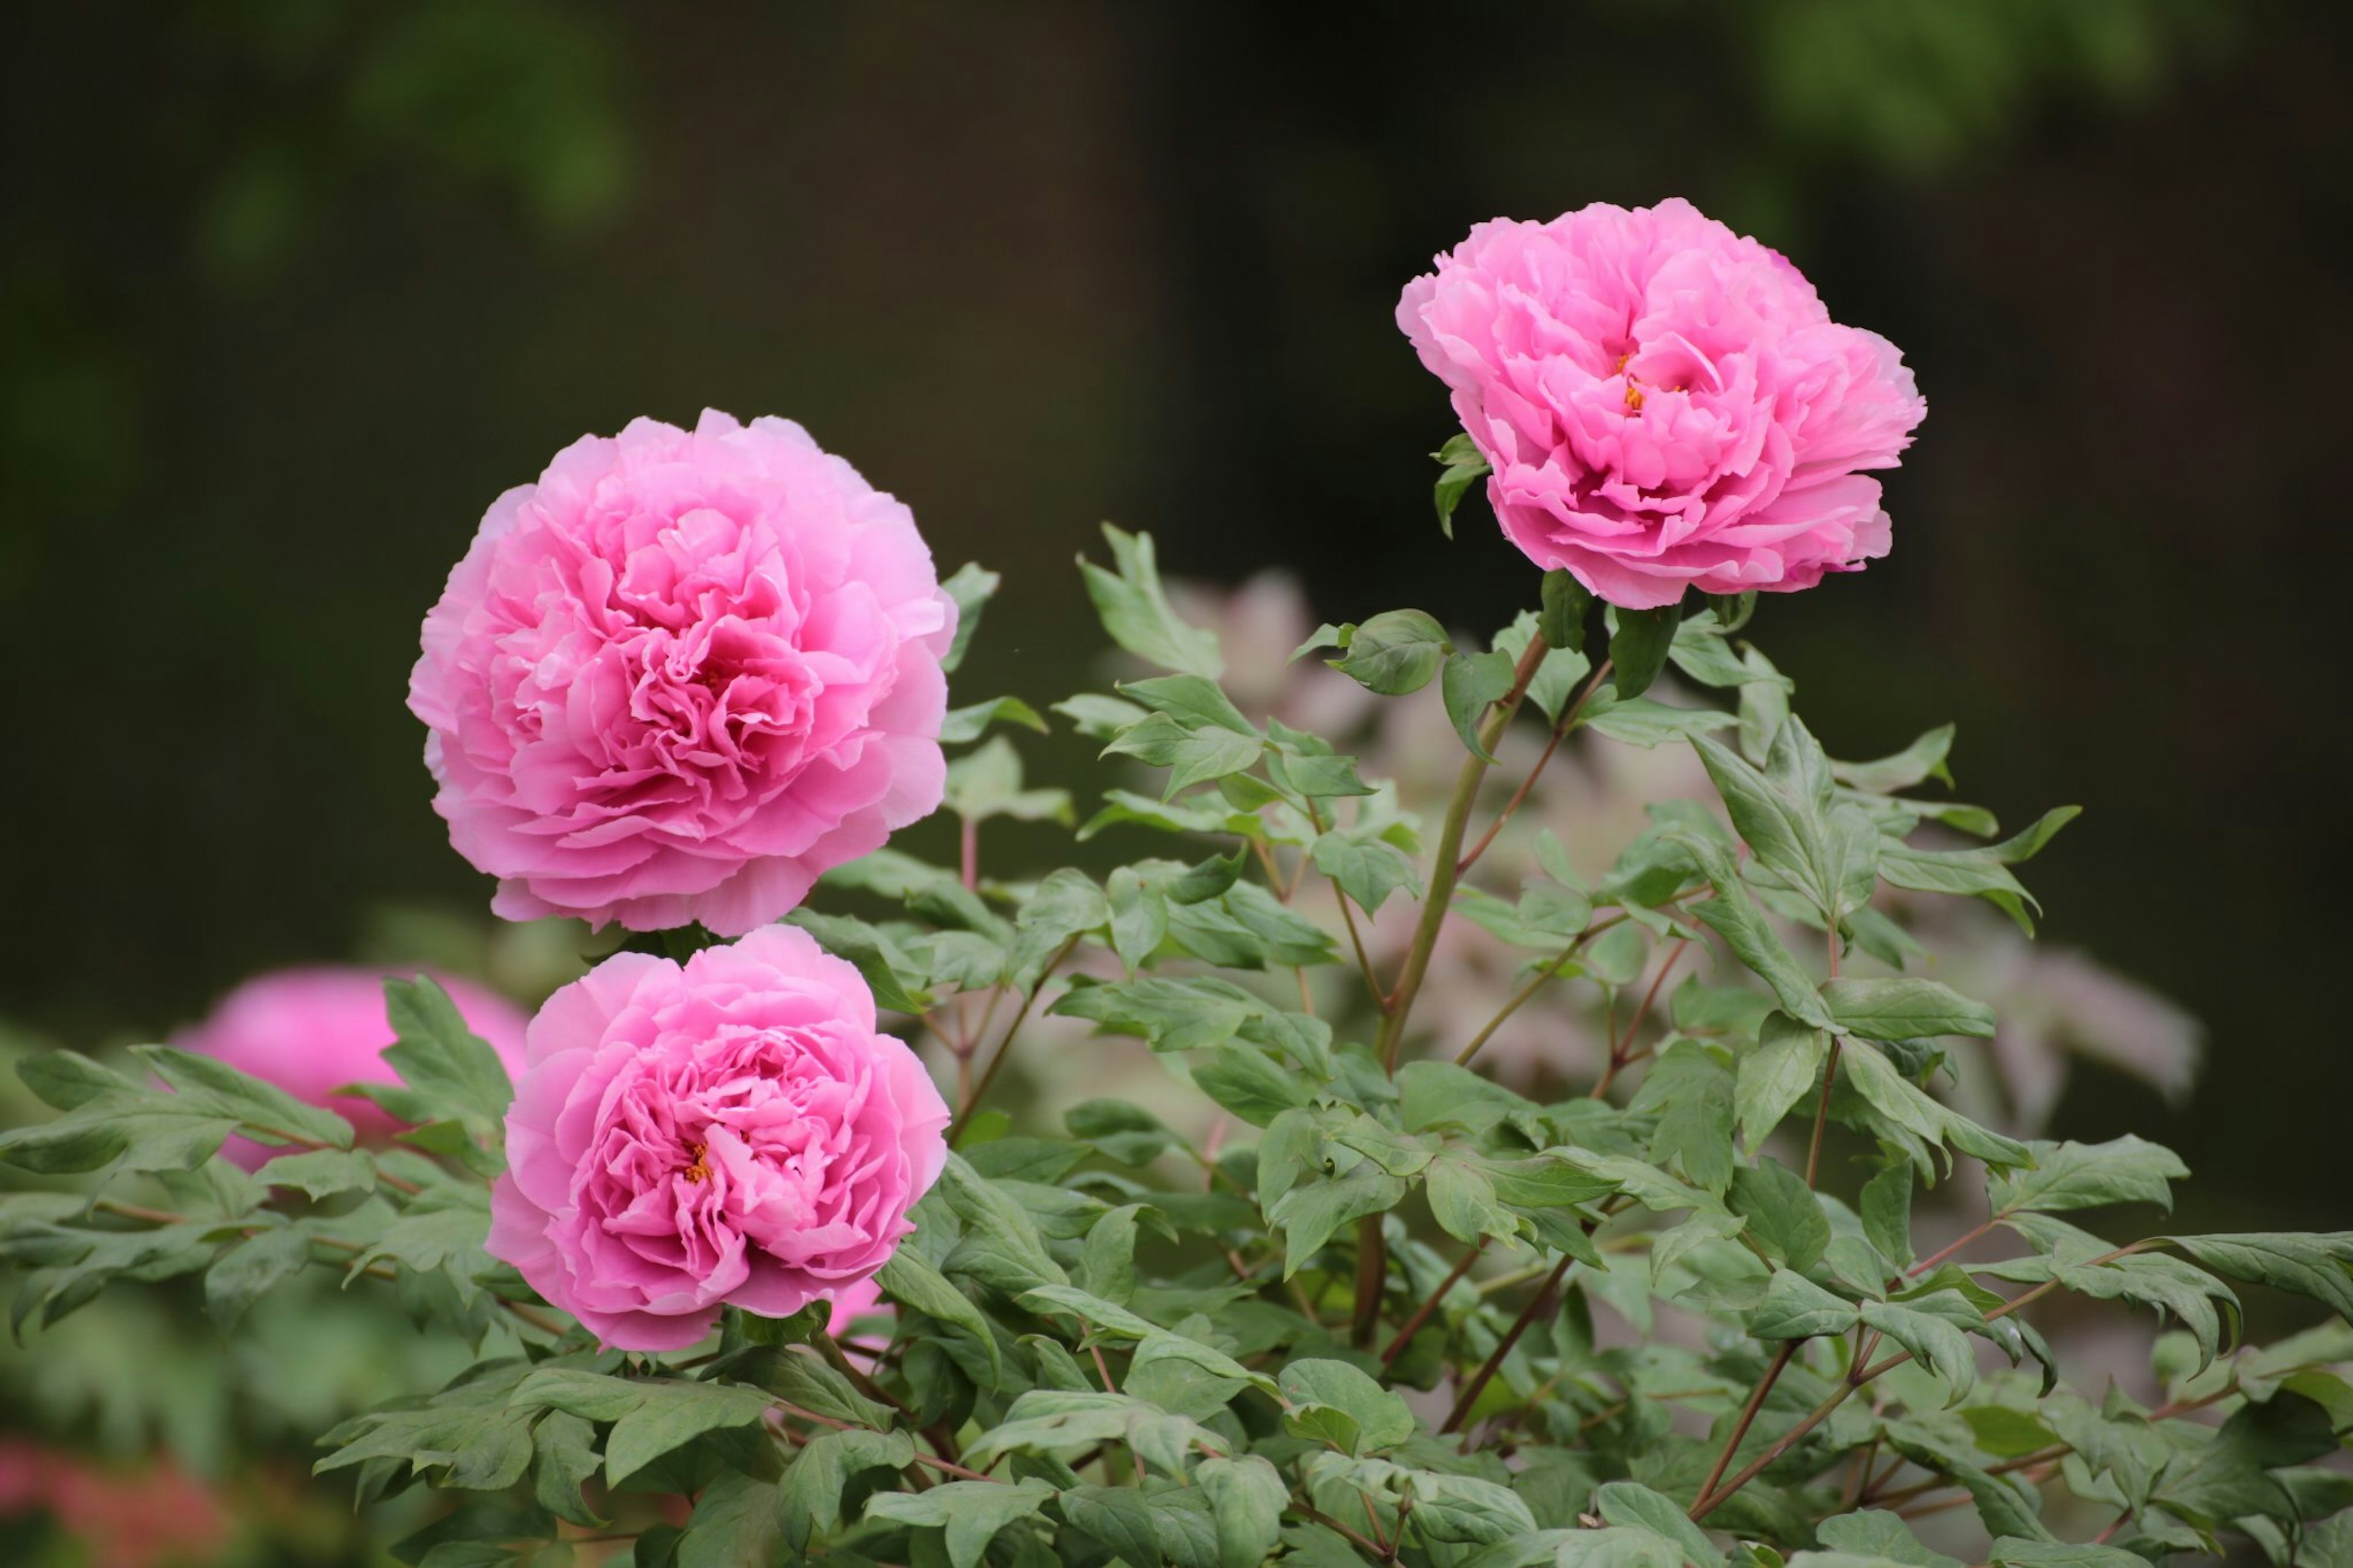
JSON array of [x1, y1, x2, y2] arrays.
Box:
[[2, 200, 2347, 1568]]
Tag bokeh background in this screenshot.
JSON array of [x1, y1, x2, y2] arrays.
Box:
[[5, 0, 2348, 1262]]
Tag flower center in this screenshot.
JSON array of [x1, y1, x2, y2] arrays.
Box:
[[682, 1142, 710, 1184]]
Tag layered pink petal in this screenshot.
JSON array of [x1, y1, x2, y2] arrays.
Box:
[[1398, 200, 1925, 608], [485, 929, 947, 1352], [409, 411, 953, 933]]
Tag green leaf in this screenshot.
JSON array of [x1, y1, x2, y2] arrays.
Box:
[[784, 911, 933, 1013], [1859, 1292, 1982, 1403], [2151, 1390, 2336, 1531], [1816, 1512, 1963, 1568], [1407, 1471, 1542, 1547], [875, 1243, 1002, 1374], [1433, 433, 1491, 540], [1192, 1042, 1313, 1129], [1121, 674, 1258, 736], [1279, 1358, 1415, 1456], [673, 1470, 781, 1568], [1605, 602, 1683, 700], [939, 695, 1049, 744], [1054, 692, 1151, 740], [1078, 525, 1222, 678], [381, 976, 515, 1129], [15, 1050, 135, 1110], [255, 1148, 378, 1199], [1540, 570, 1593, 653], [865, 1478, 1056, 1568], [1331, 609, 1451, 695], [1270, 1163, 1409, 1278], [1593, 1482, 1721, 1568], [529, 1411, 605, 1530], [1442, 648, 1515, 760], [1006, 869, 1107, 988], [939, 561, 1000, 675], [1985, 1543, 2149, 1568], [779, 1428, 917, 1552], [1840, 1039, 2033, 1175], [1860, 1164, 1914, 1268], [1737, 1013, 1830, 1156], [1050, 974, 1267, 1054], [1689, 878, 1832, 1029], [513, 1372, 774, 1488], [1746, 1269, 1860, 1340], [1102, 713, 1264, 798], [1832, 727, 1955, 793], [1312, 827, 1422, 915], [1198, 1455, 1287, 1568], [1633, 1040, 1738, 1196], [1877, 807, 2080, 936], [346, 1184, 492, 1297], [1582, 692, 1738, 748], [203, 1222, 315, 1332], [1730, 1159, 1830, 1271], [1990, 1137, 2189, 1217], [135, 1043, 357, 1151], [1426, 1152, 1517, 1248], [1168, 847, 1245, 905], [1820, 978, 1997, 1042], [2167, 1233, 2353, 1326], [945, 735, 1074, 824]]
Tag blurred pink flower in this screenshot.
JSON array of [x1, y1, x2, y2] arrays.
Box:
[[409, 410, 954, 935], [1398, 199, 1925, 608], [488, 926, 949, 1350], [178, 967, 528, 1168], [0, 1441, 234, 1568]]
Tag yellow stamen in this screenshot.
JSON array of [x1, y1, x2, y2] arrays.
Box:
[[1624, 384, 1645, 411], [683, 1143, 710, 1184]]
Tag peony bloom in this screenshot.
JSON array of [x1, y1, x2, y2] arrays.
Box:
[[1397, 199, 1926, 609], [179, 968, 529, 1168], [487, 925, 949, 1350], [409, 410, 955, 935]]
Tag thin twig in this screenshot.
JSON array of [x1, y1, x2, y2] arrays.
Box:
[[1456, 659, 1612, 876], [1382, 1243, 1483, 1365], [1696, 1343, 1796, 1504], [951, 934, 1081, 1143], [1441, 1252, 1574, 1435]]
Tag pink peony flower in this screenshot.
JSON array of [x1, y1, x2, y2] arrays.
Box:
[[178, 967, 529, 1168], [1397, 199, 1927, 609], [409, 410, 955, 935], [487, 925, 949, 1350]]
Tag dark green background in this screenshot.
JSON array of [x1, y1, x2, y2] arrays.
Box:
[[4, 1, 2346, 1221]]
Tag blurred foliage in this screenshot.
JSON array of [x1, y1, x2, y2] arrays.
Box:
[[1749, 0, 2227, 172]]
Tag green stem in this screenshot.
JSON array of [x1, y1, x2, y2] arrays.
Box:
[[1376, 632, 1549, 1073]]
